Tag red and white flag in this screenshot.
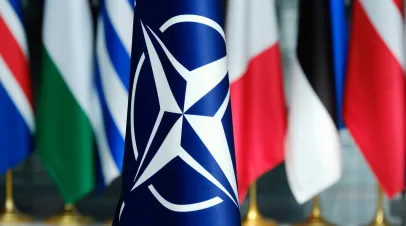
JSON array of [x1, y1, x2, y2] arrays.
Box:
[[226, 0, 287, 202], [344, 0, 405, 197]]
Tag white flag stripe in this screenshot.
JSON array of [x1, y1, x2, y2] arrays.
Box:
[[43, 0, 94, 118], [105, 0, 134, 54], [360, 0, 404, 69], [285, 57, 341, 203], [226, 0, 278, 82], [0, 56, 34, 133], [97, 20, 128, 138], [90, 88, 120, 185], [0, 0, 28, 57]]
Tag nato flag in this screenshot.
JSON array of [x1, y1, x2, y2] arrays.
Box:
[[113, 0, 241, 225]]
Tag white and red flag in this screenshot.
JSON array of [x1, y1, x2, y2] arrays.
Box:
[[226, 0, 287, 202], [344, 0, 405, 197]]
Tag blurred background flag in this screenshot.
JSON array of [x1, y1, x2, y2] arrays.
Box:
[[226, 0, 286, 202], [285, 0, 341, 204], [0, 0, 34, 174], [36, 0, 95, 204], [94, 0, 135, 189], [114, 0, 240, 225], [330, 0, 348, 130], [344, 0, 405, 197]]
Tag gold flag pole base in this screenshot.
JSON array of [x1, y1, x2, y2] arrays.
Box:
[[368, 211, 390, 226], [0, 206, 32, 223], [242, 210, 278, 226], [0, 170, 32, 223], [293, 215, 333, 226], [242, 183, 278, 226], [294, 196, 333, 226], [44, 204, 93, 226], [368, 186, 389, 226]]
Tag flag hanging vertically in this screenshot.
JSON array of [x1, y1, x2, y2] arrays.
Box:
[[114, 0, 240, 225], [94, 0, 135, 189], [285, 0, 341, 204], [344, 0, 405, 197], [0, 0, 34, 174], [330, 0, 348, 130], [226, 0, 286, 202], [36, 0, 95, 204]]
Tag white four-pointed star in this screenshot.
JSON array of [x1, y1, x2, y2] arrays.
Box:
[[129, 19, 238, 211]]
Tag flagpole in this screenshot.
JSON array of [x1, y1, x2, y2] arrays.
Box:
[[294, 196, 332, 226], [0, 170, 32, 223], [242, 183, 277, 226], [368, 186, 389, 226], [44, 204, 93, 225]]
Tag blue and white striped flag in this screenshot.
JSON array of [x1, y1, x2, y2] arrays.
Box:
[[94, 0, 135, 188]]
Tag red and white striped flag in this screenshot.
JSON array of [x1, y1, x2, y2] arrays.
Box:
[[344, 0, 405, 197], [226, 0, 287, 202]]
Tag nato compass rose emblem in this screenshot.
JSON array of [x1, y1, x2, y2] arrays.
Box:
[[120, 14, 238, 218]]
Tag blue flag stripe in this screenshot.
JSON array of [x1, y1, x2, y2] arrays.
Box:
[[127, 0, 135, 8], [95, 66, 125, 172], [94, 60, 124, 189], [330, 0, 348, 129], [101, 4, 132, 88], [0, 85, 31, 173], [7, 0, 23, 21]]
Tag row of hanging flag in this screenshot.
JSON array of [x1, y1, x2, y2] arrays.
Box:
[[0, 0, 135, 204], [284, 0, 405, 203], [0, 0, 405, 224]]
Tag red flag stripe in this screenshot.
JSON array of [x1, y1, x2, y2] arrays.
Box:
[[0, 1, 28, 58], [0, 17, 32, 106], [230, 44, 286, 202], [360, 0, 404, 68], [390, 0, 403, 14], [344, 0, 405, 197]]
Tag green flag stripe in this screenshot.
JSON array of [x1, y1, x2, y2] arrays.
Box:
[[36, 48, 94, 204]]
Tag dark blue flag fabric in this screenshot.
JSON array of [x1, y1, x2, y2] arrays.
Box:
[[113, 0, 241, 225], [330, 0, 348, 129]]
